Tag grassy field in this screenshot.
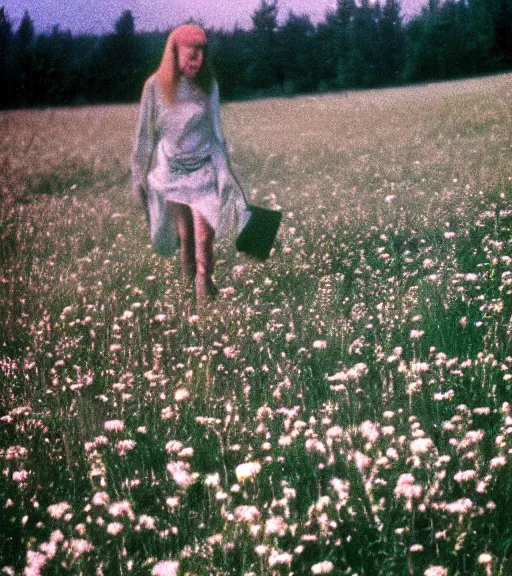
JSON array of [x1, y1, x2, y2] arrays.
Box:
[[1, 73, 512, 575]]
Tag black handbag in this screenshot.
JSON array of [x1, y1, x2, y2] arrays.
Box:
[[236, 204, 282, 260], [229, 166, 282, 261]]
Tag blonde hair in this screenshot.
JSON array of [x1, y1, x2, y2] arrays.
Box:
[[155, 24, 214, 106]]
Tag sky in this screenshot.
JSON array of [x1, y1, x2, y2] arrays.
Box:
[[3, 0, 425, 35]]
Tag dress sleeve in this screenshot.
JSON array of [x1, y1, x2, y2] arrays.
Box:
[[132, 77, 157, 191], [209, 80, 248, 214], [210, 80, 228, 152]]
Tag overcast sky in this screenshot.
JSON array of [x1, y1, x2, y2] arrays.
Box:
[[3, 0, 425, 35]]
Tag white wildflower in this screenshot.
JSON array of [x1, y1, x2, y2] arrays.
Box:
[[236, 461, 262, 482], [152, 560, 179, 576], [311, 560, 334, 574]]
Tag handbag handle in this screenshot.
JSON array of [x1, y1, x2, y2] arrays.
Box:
[[224, 153, 250, 208]]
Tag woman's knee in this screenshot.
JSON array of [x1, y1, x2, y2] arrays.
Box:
[[169, 202, 194, 239], [193, 211, 215, 244]]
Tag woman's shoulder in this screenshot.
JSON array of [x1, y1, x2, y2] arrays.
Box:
[[140, 75, 161, 102], [143, 74, 158, 92]]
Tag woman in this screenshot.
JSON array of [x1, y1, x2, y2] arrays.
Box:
[[132, 24, 245, 301]]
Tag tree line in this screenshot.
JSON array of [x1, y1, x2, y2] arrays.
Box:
[[0, 0, 511, 109]]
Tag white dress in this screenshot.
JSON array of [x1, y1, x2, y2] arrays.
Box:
[[132, 74, 246, 256]]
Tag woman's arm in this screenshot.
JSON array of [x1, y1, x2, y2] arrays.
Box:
[[209, 80, 248, 207], [210, 80, 229, 155], [132, 77, 157, 206]]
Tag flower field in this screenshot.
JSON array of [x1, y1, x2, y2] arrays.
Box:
[[1, 73, 512, 575]]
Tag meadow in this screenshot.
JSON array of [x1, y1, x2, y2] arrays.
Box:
[[1, 73, 511, 576]]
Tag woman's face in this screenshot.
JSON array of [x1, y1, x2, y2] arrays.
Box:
[[177, 43, 205, 79]]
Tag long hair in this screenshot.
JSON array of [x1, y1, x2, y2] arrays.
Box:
[[155, 24, 214, 106]]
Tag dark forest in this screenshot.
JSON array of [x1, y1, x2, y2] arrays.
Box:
[[1, 0, 511, 109]]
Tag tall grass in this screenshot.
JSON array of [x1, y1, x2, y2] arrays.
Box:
[[1, 74, 512, 575]]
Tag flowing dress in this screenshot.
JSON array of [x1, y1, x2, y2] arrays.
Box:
[[132, 74, 246, 256]]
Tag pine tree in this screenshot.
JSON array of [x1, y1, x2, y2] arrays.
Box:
[[247, 0, 281, 90], [13, 10, 35, 105], [344, 0, 381, 87], [493, 0, 512, 65], [115, 10, 135, 37], [335, 0, 357, 87], [32, 25, 76, 106], [279, 11, 316, 93], [0, 8, 13, 107], [93, 10, 140, 102], [16, 9, 34, 49], [379, 0, 405, 84]]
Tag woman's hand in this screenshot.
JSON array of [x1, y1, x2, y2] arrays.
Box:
[[133, 184, 147, 206], [133, 184, 150, 224]]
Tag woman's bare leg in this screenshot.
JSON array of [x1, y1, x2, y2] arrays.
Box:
[[168, 202, 195, 281], [192, 210, 218, 301]]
